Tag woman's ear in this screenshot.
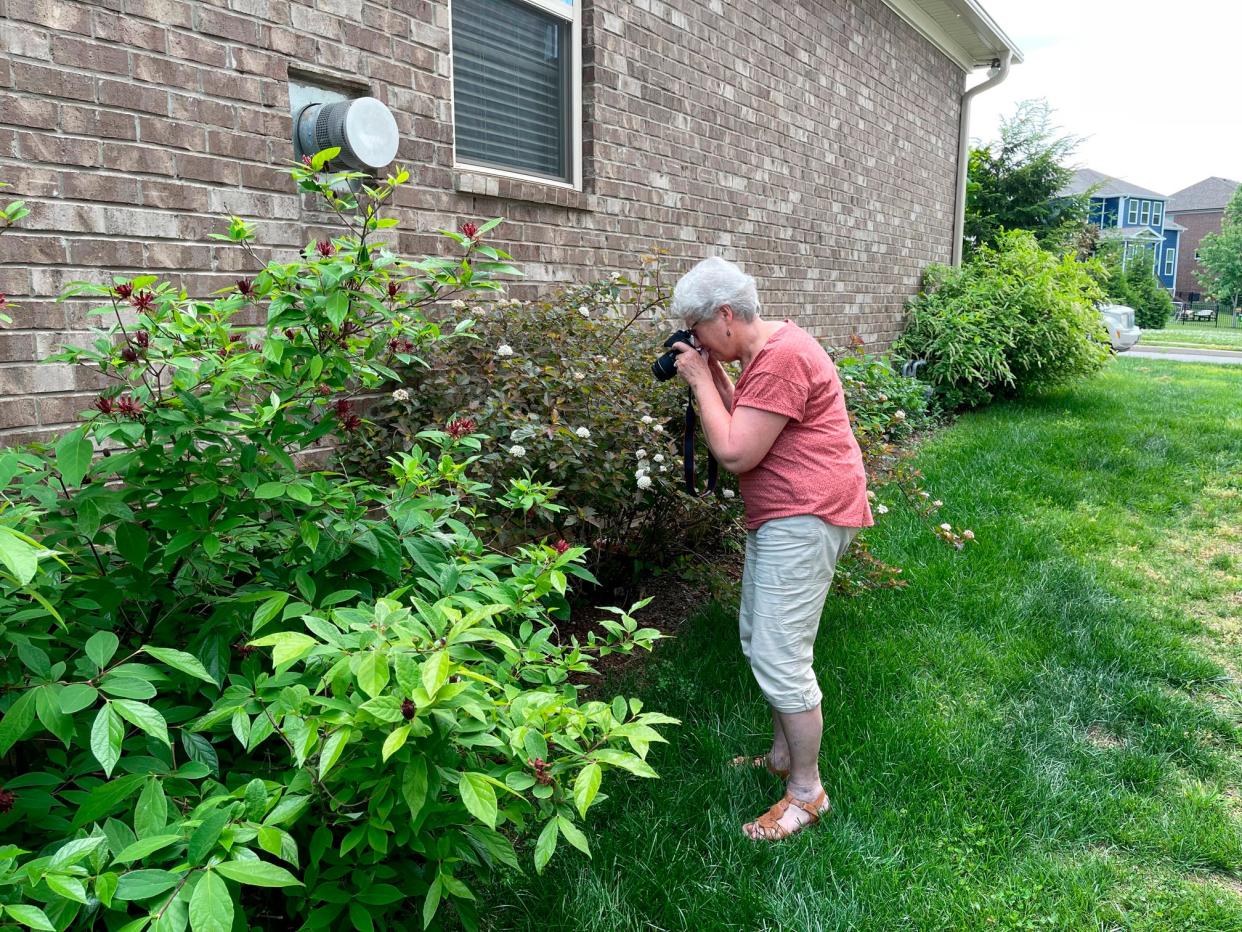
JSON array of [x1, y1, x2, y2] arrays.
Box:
[[718, 304, 734, 324]]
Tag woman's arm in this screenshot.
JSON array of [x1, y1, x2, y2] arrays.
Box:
[[708, 355, 735, 411]]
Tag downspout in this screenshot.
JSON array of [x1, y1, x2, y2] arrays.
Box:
[[952, 51, 1012, 266]]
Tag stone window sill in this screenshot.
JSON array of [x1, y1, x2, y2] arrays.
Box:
[[453, 169, 596, 212]]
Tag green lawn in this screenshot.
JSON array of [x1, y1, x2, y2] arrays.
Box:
[[1141, 319, 1242, 351], [483, 357, 1242, 931]]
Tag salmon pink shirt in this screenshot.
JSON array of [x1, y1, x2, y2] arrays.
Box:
[[730, 322, 873, 531]]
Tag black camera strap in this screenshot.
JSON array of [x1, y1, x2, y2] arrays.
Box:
[[682, 389, 718, 497]]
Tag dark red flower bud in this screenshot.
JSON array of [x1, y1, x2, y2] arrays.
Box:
[[460, 221, 480, 241], [233, 641, 257, 658], [120, 346, 140, 363], [133, 330, 150, 348], [302, 154, 314, 167], [0, 294, 7, 310], [93, 396, 115, 415], [131, 291, 154, 312], [553, 539, 570, 555], [446, 417, 477, 440], [284, 327, 296, 340], [236, 278, 256, 299], [388, 337, 415, 355], [316, 384, 332, 396], [401, 699, 416, 720], [115, 394, 143, 419], [333, 399, 353, 418], [0, 787, 16, 813], [114, 283, 133, 300], [340, 414, 362, 432], [387, 282, 401, 300], [316, 239, 334, 257]]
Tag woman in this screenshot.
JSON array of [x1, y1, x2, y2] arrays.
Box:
[[671, 256, 873, 841]]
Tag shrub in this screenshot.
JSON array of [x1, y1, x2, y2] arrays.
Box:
[[341, 258, 741, 594], [0, 155, 673, 931], [1095, 244, 1173, 329], [892, 230, 1111, 409]]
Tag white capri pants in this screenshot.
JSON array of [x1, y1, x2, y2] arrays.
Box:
[[739, 515, 858, 713]]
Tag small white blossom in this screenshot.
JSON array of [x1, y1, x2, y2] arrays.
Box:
[[932, 499, 943, 507], [939, 523, 952, 532], [575, 427, 591, 439], [641, 415, 654, 424], [875, 503, 888, 514], [450, 299, 467, 311], [637, 475, 653, 490], [659, 464, 668, 473], [496, 344, 514, 357], [722, 489, 735, 499], [391, 388, 410, 402], [579, 308, 590, 318], [573, 371, 585, 380], [962, 529, 975, 541], [653, 453, 665, 463], [635, 467, 648, 479], [894, 409, 907, 421], [508, 445, 526, 457], [636, 449, 648, 459], [866, 489, 876, 501], [653, 424, 665, 433]]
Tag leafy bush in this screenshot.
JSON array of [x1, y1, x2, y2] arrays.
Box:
[[1096, 244, 1173, 329], [892, 230, 1110, 409], [0, 156, 673, 932], [341, 258, 742, 593]]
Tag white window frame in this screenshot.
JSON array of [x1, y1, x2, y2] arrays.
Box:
[[448, 0, 583, 191], [1152, 201, 1163, 227], [1139, 200, 1152, 225], [1164, 248, 1176, 277], [1126, 198, 1139, 225]]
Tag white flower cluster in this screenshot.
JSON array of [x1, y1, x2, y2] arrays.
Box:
[[496, 344, 514, 357], [875, 503, 889, 514], [641, 415, 653, 424], [637, 475, 652, 490], [575, 427, 591, 439], [391, 388, 410, 402], [579, 307, 591, 318], [450, 299, 468, 311], [509, 445, 526, 457], [722, 489, 735, 499]]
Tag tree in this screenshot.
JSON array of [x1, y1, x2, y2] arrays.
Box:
[[964, 100, 1089, 260], [1197, 186, 1242, 311]]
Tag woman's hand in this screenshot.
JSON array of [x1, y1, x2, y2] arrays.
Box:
[[672, 342, 711, 388]]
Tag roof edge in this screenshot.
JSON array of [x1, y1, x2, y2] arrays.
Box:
[[880, 0, 1024, 71]]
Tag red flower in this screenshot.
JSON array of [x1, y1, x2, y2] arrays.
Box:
[[120, 345, 140, 363], [236, 278, 256, 299], [116, 394, 143, 419], [233, 641, 257, 658], [447, 417, 476, 439], [553, 539, 570, 555], [530, 757, 554, 786], [133, 330, 150, 348], [387, 282, 401, 300], [316, 384, 332, 396], [333, 399, 353, 418], [284, 327, 296, 340], [316, 239, 334, 257], [301, 154, 313, 167], [460, 221, 480, 241], [340, 414, 362, 432], [114, 283, 132, 300], [93, 396, 115, 415], [388, 337, 415, 355], [131, 291, 154, 312], [401, 699, 416, 720], [0, 787, 15, 813]]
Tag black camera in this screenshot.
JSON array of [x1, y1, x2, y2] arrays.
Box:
[[651, 329, 694, 381]]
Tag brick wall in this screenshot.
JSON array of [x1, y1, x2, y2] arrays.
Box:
[[1168, 209, 1223, 301], [0, 0, 964, 445]]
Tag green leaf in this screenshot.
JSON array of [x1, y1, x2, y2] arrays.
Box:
[[135, 777, 168, 838], [91, 704, 124, 776], [55, 427, 93, 487], [250, 592, 291, 634], [318, 727, 350, 779], [533, 818, 558, 874], [421, 875, 442, 930], [99, 676, 157, 700], [214, 860, 302, 887], [113, 699, 170, 746], [421, 650, 451, 700], [45, 873, 88, 903], [355, 651, 390, 699], [250, 630, 316, 666], [254, 482, 286, 499], [113, 834, 181, 864], [58, 683, 99, 714], [557, 816, 591, 856], [189, 869, 234, 932], [573, 763, 602, 818], [0, 525, 41, 585], [74, 774, 146, 827], [35, 686, 73, 746], [382, 725, 410, 761], [49, 836, 106, 870], [188, 809, 230, 865], [401, 757, 429, 819], [142, 646, 218, 685], [0, 688, 37, 756], [115, 523, 149, 568], [114, 869, 179, 901], [85, 630, 120, 670], [458, 772, 498, 829], [5, 905, 56, 930]]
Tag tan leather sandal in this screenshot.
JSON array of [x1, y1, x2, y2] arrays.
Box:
[[729, 753, 790, 780], [743, 789, 831, 841]]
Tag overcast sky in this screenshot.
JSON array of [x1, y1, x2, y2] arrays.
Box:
[[967, 0, 1241, 197]]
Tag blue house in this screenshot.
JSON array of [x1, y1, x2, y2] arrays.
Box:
[[1062, 169, 1182, 291]]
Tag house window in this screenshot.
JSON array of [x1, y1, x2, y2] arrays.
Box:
[[1152, 201, 1163, 227], [450, 0, 581, 187], [1127, 199, 1139, 225], [1164, 249, 1175, 276], [1139, 200, 1151, 225]]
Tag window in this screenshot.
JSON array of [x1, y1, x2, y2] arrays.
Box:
[[1139, 200, 1152, 225], [1164, 249, 1176, 276], [1127, 199, 1139, 224], [1152, 201, 1163, 227], [451, 0, 581, 187]]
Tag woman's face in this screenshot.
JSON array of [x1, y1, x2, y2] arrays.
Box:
[[686, 307, 736, 360]]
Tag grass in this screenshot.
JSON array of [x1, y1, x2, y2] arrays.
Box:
[[1140, 319, 1242, 351], [482, 356, 1242, 931]]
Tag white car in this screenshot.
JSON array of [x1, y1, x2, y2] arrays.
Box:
[[1098, 304, 1141, 351]]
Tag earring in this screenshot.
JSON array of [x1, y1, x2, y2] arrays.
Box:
[[726, 328, 732, 337]]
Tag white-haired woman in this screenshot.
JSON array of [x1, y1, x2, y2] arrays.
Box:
[[670, 256, 873, 841]]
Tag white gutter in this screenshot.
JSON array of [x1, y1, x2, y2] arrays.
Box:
[[952, 51, 1012, 266]]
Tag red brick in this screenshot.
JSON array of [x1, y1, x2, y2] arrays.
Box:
[[0, 96, 58, 130], [176, 153, 239, 185], [123, 0, 193, 28], [98, 79, 168, 116], [0, 396, 38, 429], [93, 10, 168, 53], [2, 234, 68, 264], [60, 104, 138, 141], [165, 31, 229, 68], [195, 6, 260, 44], [106, 143, 177, 176], [51, 36, 131, 76], [17, 0, 92, 32], [137, 115, 208, 151], [141, 178, 209, 211], [17, 131, 104, 169], [0, 334, 37, 364], [131, 54, 198, 90], [12, 62, 95, 102], [62, 172, 141, 204]]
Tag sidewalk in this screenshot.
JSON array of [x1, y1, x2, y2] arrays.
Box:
[[1122, 345, 1242, 365]]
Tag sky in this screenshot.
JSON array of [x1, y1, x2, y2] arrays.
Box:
[[967, 0, 1242, 197]]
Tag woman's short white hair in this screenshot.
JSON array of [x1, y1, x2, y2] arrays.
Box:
[[670, 257, 761, 325]]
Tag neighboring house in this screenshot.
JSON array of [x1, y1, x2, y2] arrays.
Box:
[[0, 0, 1020, 446], [1165, 176, 1240, 303], [1063, 168, 1181, 291]]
